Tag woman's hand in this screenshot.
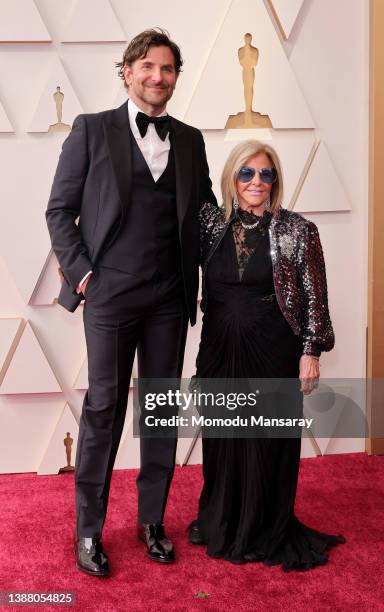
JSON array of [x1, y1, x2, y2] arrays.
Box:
[[299, 354, 320, 395]]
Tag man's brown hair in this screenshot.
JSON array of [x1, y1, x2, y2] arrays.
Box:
[[116, 28, 183, 89]]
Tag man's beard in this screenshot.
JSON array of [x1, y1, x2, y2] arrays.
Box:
[[140, 85, 173, 107]]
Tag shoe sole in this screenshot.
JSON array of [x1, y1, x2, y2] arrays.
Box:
[[75, 562, 110, 577], [146, 551, 175, 564], [74, 543, 110, 577], [188, 537, 206, 545], [137, 534, 175, 563]]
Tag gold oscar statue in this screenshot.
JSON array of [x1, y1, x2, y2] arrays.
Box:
[[226, 33, 272, 129], [48, 86, 71, 133], [59, 432, 75, 473]]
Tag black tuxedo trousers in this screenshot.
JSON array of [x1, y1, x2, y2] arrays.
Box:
[[76, 267, 188, 536]]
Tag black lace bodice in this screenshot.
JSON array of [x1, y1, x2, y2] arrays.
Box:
[[232, 210, 272, 280]]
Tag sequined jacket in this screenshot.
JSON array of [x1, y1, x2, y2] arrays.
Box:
[[199, 202, 335, 356]]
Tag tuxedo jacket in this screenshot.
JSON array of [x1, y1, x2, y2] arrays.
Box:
[[46, 101, 216, 325]]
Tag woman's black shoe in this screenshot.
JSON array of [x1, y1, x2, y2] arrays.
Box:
[[187, 520, 205, 545]]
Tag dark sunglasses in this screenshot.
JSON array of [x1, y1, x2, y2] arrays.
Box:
[[237, 166, 277, 184]]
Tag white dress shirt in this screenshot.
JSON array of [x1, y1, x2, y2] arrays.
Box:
[[128, 98, 170, 181], [77, 99, 171, 292]]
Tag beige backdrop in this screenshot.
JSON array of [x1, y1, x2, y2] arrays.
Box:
[[0, 0, 368, 473]]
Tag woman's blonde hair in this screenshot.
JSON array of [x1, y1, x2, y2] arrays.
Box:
[[221, 140, 284, 220]]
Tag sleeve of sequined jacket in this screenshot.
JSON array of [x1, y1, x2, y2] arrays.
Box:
[[297, 221, 335, 356]]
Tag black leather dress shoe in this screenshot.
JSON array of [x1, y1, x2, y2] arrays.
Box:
[[187, 520, 205, 545], [74, 537, 110, 576], [137, 524, 175, 563]]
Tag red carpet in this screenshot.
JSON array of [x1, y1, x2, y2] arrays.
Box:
[[1, 453, 384, 611]]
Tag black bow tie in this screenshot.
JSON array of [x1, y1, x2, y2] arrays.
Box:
[[135, 112, 170, 141]]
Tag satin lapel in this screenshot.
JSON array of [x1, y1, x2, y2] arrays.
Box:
[[170, 118, 193, 229], [103, 101, 132, 222]]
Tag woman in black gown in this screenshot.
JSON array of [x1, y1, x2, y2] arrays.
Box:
[[188, 140, 345, 571]]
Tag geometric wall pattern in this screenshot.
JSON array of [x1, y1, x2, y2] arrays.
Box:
[[72, 355, 88, 390], [293, 141, 351, 213], [0, 0, 367, 473], [0, 321, 61, 394], [268, 0, 305, 39], [0, 98, 13, 131], [61, 0, 125, 43], [0, 318, 24, 385], [0, 0, 51, 42], [29, 250, 62, 306], [0, 395, 65, 473], [0, 137, 68, 304]]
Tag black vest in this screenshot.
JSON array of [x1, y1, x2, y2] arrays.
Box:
[[99, 132, 181, 280]]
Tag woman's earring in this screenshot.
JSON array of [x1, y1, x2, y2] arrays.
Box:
[[264, 196, 271, 210], [233, 193, 239, 212]]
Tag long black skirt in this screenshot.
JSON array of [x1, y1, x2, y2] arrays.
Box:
[[194, 293, 345, 570]]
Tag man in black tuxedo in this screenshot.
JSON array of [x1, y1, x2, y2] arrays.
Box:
[[46, 29, 216, 575]]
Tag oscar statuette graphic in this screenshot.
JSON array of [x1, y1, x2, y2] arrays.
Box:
[[48, 86, 71, 133], [59, 432, 75, 473], [226, 33, 272, 129]]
